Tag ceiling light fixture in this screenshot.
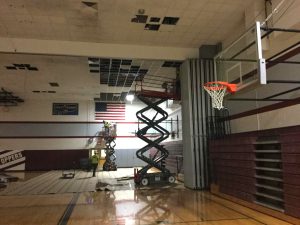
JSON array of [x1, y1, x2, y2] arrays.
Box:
[[138, 9, 145, 14], [126, 94, 134, 103]]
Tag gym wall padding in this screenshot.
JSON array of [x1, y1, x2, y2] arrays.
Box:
[[209, 124, 300, 218], [180, 59, 214, 189], [0, 149, 89, 171]]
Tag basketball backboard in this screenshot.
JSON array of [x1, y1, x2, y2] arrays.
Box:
[[215, 22, 266, 94]]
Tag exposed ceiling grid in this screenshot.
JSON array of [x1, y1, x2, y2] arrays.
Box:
[[0, 0, 269, 102]]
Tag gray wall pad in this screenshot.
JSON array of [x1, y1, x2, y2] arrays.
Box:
[[181, 59, 214, 189]]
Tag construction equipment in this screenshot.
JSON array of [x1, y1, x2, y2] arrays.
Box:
[[134, 80, 179, 186], [102, 122, 117, 171], [61, 162, 76, 179], [61, 169, 75, 179]]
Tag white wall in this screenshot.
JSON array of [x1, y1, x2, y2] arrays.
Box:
[[229, 56, 300, 133], [231, 104, 300, 133], [0, 100, 147, 151]]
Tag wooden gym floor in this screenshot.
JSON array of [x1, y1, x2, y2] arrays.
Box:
[[0, 170, 295, 225]]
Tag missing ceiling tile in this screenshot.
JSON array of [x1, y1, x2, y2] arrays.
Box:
[[82, 1, 98, 10], [6, 64, 38, 71], [162, 61, 183, 68], [162, 17, 179, 25], [131, 15, 148, 23], [150, 17, 160, 23], [90, 70, 100, 73], [6, 66, 17, 70], [144, 24, 160, 31], [28, 67, 38, 71], [88, 57, 99, 63], [121, 60, 132, 65], [49, 82, 59, 87], [89, 64, 99, 68]]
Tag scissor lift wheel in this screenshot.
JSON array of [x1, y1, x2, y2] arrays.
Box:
[[141, 178, 149, 186], [168, 176, 175, 183]]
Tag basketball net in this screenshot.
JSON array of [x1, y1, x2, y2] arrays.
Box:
[[203, 82, 237, 110]]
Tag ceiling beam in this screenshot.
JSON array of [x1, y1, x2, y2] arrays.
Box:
[[0, 38, 198, 61]]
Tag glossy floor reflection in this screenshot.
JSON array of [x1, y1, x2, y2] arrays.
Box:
[[68, 189, 293, 225]]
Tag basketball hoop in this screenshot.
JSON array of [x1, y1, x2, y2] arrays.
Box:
[[203, 81, 237, 110]]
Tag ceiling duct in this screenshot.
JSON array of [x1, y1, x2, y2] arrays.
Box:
[[0, 88, 24, 106]]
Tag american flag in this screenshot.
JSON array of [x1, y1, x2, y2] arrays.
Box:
[[95, 102, 126, 121]]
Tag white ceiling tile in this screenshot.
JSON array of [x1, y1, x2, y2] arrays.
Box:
[[203, 2, 224, 13], [177, 17, 194, 26], [181, 9, 202, 19], [49, 16, 67, 24], [0, 1, 10, 12], [125, 31, 142, 41], [173, 25, 189, 33], [67, 18, 87, 26], [0, 13, 16, 22], [165, 9, 184, 18], [169, 0, 190, 10], [0, 0, 259, 48], [0, 24, 8, 36], [15, 13, 33, 23], [31, 15, 50, 23], [159, 25, 175, 32], [186, 0, 208, 10], [145, 7, 168, 17]]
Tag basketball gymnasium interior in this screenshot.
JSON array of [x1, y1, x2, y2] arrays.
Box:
[[1, 0, 300, 224]]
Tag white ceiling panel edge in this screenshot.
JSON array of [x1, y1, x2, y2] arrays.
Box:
[[0, 38, 198, 61]]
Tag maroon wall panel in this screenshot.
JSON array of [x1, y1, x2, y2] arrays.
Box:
[[284, 184, 300, 197], [24, 150, 89, 171], [210, 144, 254, 153], [220, 186, 255, 202], [216, 167, 254, 177], [285, 194, 300, 208], [285, 205, 300, 218], [210, 124, 300, 219], [282, 154, 300, 164]]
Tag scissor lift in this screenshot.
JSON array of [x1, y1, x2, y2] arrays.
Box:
[[134, 80, 179, 186], [103, 136, 117, 171]]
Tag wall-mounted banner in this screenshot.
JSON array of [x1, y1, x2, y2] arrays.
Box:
[[0, 150, 25, 171], [53, 103, 79, 115]]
